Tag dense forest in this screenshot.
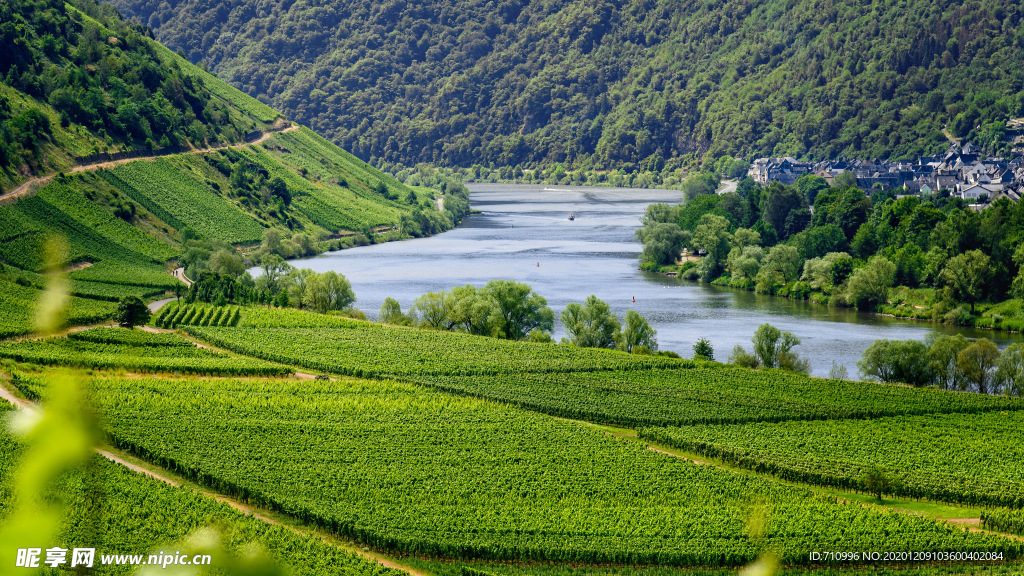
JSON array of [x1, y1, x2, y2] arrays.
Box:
[[111, 0, 1024, 170], [639, 174, 1024, 330]]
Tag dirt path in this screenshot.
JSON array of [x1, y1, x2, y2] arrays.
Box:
[[0, 125, 298, 204], [0, 379, 429, 576]]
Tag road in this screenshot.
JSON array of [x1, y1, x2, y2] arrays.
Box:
[[0, 124, 298, 205]]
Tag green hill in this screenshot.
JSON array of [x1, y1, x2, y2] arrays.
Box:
[[0, 0, 465, 339], [111, 0, 1024, 169]]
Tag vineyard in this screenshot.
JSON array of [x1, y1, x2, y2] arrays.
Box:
[[0, 278, 116, 339], [0, 410, 403, 576], [56, 374, 1017, 566], [639, 411, 1024, 507], [106, 159, 265, 244], [416, 368, 1024, 428], [186, 324, 686, 377], [983, 509, 1024, 536], [0, 329, 291, 376], [152, 302, 242, 329]]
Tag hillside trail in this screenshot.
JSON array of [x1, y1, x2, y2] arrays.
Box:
[[0, 124, 299, 205], [0, 380, 431, 576]]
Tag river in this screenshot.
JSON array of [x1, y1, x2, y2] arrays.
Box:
[[287, 183, 1021, 376]]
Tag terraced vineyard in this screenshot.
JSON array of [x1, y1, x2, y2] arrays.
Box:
[[0, 408, 402, 576], [62, 375, 1017, 566], [105, 159, 264, 244], [0, 329, 290, 376], [640, 411, 1024, 507], [416, 368, 1024, 427]]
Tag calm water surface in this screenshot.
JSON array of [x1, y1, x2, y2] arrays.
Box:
[[288, 184, 1021, 376]]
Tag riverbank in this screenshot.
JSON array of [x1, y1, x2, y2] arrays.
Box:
[[649, 264, 1024, 335]]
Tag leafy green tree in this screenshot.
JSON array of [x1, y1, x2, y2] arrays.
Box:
[[927, 334, 970, 391], [636, 222, 685, 266], [618, 310, 657, 353], [379, 297, 415, 326], [862, 467, 896, 501], [728, 345, 760, 369], [561, 295, 621, 349], [843, 256, 896, 310], [447, 284, 498, 336], [483, 280, 553, 341], [857, 339, 932, 386], [939, 250, 993, 312], [692, 213, 732, 281], [302, 271, 355, 314], [763, 183, 808, 240], [994, 343, 1024, 396], [957, 338, 1000, 394], [692, 338, 714, 361], [208, 249, 246, 276], [412, 291, 452, 330], [751, 323, 802, 370], [796, 174, 829, 205], [117, 296, 151, 329]]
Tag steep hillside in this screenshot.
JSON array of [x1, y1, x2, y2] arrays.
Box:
[[0, 0, 466, 338], [113, 0, 1024, 169]]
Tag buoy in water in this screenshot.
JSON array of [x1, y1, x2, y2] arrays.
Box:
[[632, 296, 635, 303], [537, 262, 540, 267]]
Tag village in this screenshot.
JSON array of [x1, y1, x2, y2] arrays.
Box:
[[749, 120, 1024, 208]]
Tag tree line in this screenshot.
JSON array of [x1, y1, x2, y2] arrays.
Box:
[[381, 286, 666, 355], [858, 335, 1024, 396], [639, 174, 1024, 328]]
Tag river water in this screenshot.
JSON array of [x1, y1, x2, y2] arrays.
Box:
[[288, 183, 1020, 376]]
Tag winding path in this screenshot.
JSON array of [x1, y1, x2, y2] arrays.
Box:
[[0, 124, 299, 205]]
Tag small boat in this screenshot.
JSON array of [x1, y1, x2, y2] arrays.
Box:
[[568, 212, 575, 221]]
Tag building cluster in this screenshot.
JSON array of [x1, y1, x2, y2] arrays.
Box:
[[749, 141, 1024, 208]]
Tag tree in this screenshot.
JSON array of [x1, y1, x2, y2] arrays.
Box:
[[728, 345, 759, 369], [994, 343, 1024, 396], [483, 280, 553, 341], [843, 256, 896, 310], [636, 222, 685, 266], [117, 296, 151, 329], [618, 310, 657, 353], [379, 297, 414, 326], [862, 467, 896, 501], [302, 271, 355, 314], [692, 213, 732, 281], [762, 182, 808, 240], [939, 250, 993, 312], [447, 284, 498, 336], [957, 338, 999, 394], [692, 338, 714, 361], [856, 339, 932, 386], [561, 295, 621, 349], [412, 291, 452, 330], [927, 334, 970, 390], [258, 254, 290, 296], [751, 323, 801, 370]]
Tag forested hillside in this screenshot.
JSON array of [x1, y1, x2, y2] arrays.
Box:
[[112, 0, 1024, 169], [0, 0, 468, 338]]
